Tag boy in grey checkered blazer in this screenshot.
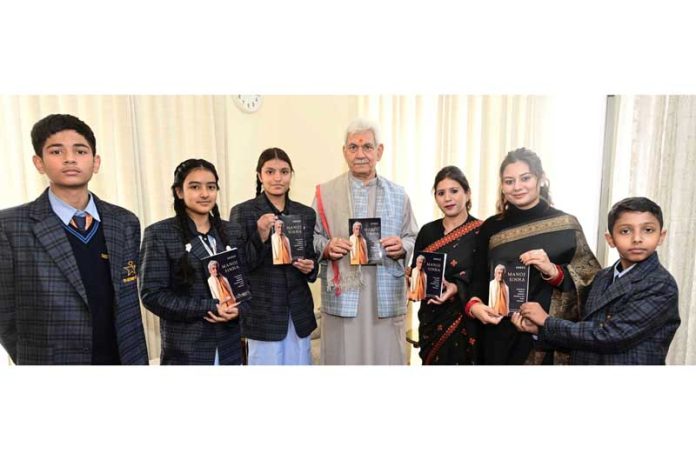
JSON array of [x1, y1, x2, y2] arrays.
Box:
[[0, 114, 148, 365], [512, 197, 680, 365]]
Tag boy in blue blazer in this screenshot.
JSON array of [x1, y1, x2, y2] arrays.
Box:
[[0, 114, 148, 365], [512, 197, 680, 364]]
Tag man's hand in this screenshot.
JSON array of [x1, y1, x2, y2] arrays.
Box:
[[381, 236, 404, 259], [323, 237, 351, 260]]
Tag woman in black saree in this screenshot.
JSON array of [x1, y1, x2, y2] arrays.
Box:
[[467, 148, 601, 365], [410, 166, 482, 365]]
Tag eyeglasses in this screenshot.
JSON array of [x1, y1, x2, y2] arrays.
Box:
[[345, 143, 376, 154]]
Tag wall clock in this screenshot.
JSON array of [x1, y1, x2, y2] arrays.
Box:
[[233, 95, 262, 113]]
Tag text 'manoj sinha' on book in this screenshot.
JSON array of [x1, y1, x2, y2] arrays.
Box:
[[348, 217, 382, 265], [202, 248, 252, 307], [408, 251, 447, 302], [271, 214, 305, 265], [489, 260, 530, 316]]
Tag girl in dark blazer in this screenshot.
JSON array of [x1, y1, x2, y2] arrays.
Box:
[[139, 159, 242, 365], [229, 148, 318, 365]]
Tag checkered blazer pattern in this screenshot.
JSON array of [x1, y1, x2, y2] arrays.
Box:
[[139, 217, 241, 365], [540, 252, 680, 365], [0, 189, 148, 365], [228, 194, 318, 341]]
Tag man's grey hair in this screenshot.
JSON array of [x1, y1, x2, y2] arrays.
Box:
[[344, 117, 382, 146]]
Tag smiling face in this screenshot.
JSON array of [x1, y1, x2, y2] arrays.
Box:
[[435, 178, 470, 219], [343, 130, 383, 181], [415, 256, 425, 269], [501, 161, 541, 210], [208, 262, 219, 276], [606, 211, 666, 269], [176, 167, 218, 218], [274, 219, 284, 234], [32, 129, 100, 191], [258, 158, 292, 198]]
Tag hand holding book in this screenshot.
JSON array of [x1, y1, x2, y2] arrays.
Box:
[[381, 236, 405, 259], [324, 237, 352, 260], [257, 213, 277, 243], [469, 302, 504, 325], [427, 279, 458, 305], [510, 312, 538, 334], [512, 301, 547, 334], [520, 301, 549, 326], [205, 302, 240, 323], [519, 248, 557, 278], [292, 258, 315, 274]]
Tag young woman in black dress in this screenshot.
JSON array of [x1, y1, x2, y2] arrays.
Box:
[[467, 148, 601, 365]]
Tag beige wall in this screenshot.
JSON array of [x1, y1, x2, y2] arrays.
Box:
[[221, 95, 358, 214]]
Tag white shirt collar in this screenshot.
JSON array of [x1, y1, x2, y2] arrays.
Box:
[[612, 259, 636, 280], [48, 188, 101, 226]]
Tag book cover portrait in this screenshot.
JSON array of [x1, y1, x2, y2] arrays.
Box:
[[272, 215, 305, 265], [348, 218, 382, 265], [489, 261, 530, 315], [204, 248, 252, 305]]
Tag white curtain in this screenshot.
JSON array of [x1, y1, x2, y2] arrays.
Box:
[[603, 95, 696, 364], [358, 96, 544, 226], [357, 95, 607, 248]]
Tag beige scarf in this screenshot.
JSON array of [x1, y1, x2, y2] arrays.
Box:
[[315, 173, 364, 295]]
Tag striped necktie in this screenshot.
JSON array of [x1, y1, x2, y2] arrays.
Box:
[[70, 212, 93, 233]]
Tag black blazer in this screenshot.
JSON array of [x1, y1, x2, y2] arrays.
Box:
[[229, 194, 318, 341], [0, 189, 148, 365], [139, 217, 241, 365]]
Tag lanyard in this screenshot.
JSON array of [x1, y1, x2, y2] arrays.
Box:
[[198, 234, 218, 256]]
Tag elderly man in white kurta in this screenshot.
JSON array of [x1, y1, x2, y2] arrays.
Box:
[[312, 118, 418, 365]]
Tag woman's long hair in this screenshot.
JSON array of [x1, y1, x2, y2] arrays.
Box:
[[171, 158, 230, 291]]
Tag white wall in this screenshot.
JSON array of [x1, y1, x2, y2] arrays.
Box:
[[540, 95, 608, 253]]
